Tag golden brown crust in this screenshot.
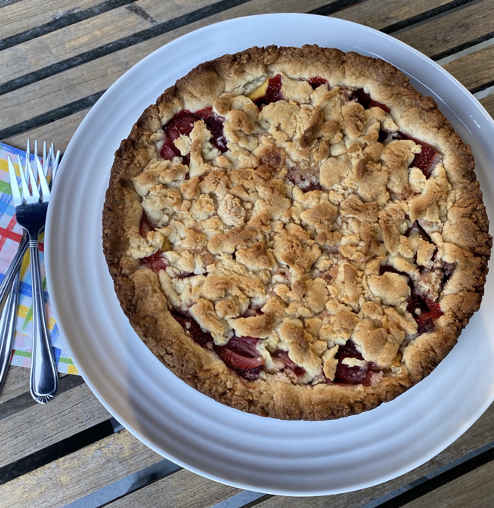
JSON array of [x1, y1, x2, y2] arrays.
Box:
[[103, 45, 491, 420]]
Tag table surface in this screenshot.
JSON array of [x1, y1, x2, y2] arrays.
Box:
[[2, 0, 494, 507]]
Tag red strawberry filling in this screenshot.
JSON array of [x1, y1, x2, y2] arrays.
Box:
[[350, 88, 391, 113], [160, 107, 227, 161], [379, 264, 444, 334], [272, 350, 306, 377], [405, 220, 432, 243], [196, 107, 228, 153], [139, 251, 168, 273], [254, 74, 284, 107], [173, 313, 264, 380], [214, 336, 264, 380], [413, 145, 442, 178], [334, 340, 372, 385], [139, 212, 155, 238], [307, 76, 328, 89], [138, 212, 168, 272], [287, 166, 322, 191], [172, 313, 213, 348], [392, 132, 441, 178], [407, 296, 443, 334]]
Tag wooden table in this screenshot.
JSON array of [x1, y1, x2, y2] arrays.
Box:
[[2, 0, 494, 506]]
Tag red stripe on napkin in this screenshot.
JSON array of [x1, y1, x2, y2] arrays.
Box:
[[0, 226, 45, 253], [0, 218, 20, 249]]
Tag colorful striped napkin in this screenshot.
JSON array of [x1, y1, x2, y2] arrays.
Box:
[[0, 142, 78, 375]]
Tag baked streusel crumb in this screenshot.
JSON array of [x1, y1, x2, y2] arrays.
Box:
[[103, 46, 491, 420]]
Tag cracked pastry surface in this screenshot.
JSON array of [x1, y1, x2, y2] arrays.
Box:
[[103, 45, 491, 420]]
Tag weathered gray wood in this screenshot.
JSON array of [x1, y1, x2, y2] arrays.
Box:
[[251, 402, 494, 507], [105, 468, 241, 508], [0, 0, 330, 87], [0, 0, 111, 41], [0, 367, 31, 404], [0, 0, 330, 132], [334, 0, 455, 31], [402, 458, 494, 508], [0, 383, 110, 467], [480, 93, 494, 118], [397, 0, 494, 59], [1, 0, 493, 135], [0, 430, 163, 508], [3, 109, 89, 152], [443, 45, 494, 92]]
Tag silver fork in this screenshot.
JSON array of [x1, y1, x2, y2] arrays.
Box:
[[0, 143, 59, 396], [6, 145, 59, 403], [0, 143, 59, 306]]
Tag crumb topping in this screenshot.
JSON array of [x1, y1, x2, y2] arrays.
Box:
[[129, 73, 458, 385]]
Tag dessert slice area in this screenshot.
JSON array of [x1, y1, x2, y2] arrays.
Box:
[[127, 71, 458, 385]]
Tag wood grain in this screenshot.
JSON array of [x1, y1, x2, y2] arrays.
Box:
[[0, 0, 469, 89], [480, 93, 494, 118], [104, 468, 241, 508], [0, 0, 220, 85], [252, 402, 494, 507], [444, 45, 494, 93], [0, 367, 31, 405], [397, 0, 494, 59], [2, 0, 493, 136], [0, 383, 110, 467], [0, 0, 331, 133], [402, 458, 494, 508], [334, 0, 457, 31], [0, 0, 113, 41], [0, 430, 162, 508], [3, 109, 90, 152]]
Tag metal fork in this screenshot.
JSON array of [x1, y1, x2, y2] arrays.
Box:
[[0, 142, 59, 306], [0, 143, 59, 396], [6, 145, 59, 403]]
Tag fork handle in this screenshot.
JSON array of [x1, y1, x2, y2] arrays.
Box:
[[0, 269, 20, 393], [29, 238, 58, 403], [0, 232, 28, 304]]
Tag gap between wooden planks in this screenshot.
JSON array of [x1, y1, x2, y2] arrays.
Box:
[[5, 67, 494, 153], [0, 382, 110, 468], [0, 0, 492, 137], [0, 0, 134, 41], [0, 0, 456, 87], [2, 399, 494, 508]]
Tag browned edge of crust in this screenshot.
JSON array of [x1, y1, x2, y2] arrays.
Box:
[[102, 45, 492, 420]]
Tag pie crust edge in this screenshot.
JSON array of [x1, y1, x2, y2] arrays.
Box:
[[102, 45, 491, 420]]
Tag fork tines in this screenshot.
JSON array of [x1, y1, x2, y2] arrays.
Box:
[[7, 142, 57, 206]]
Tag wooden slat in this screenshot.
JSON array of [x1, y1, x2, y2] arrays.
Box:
[[3, 109, 89, 152], [0, 367, 69, 407], [0, 0, 114, 41], [402, 459, 494, 508], [444, 45, 494, 93], [0, 0, 330, 134], [105, 468, 241, 508], [0, 383, 110, 467], [0, 429, 162, 508], [0, 0, 332, 89], [4, 19, 494, 149], [0, 62, 494, 153], [2, 0, 493, 137], [251, 401, 494, 507], [0, 0, 469, 89], [0, 0, 220, 85], [480, 93, 494, 118], [0, 367, 31, 405], [334, 0, 458, 31], [397, 0, 494, 59]]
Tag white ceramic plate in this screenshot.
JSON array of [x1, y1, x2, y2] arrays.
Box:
[[46, 14, 494, 496]]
